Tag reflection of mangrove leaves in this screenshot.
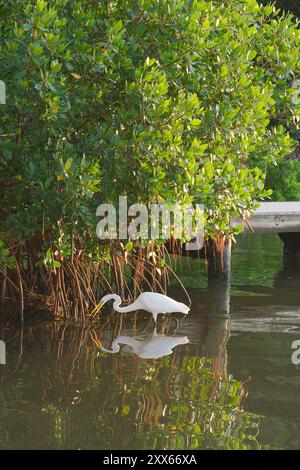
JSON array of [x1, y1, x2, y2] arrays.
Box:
[[57, 357, 262, 450], [171, 235, 283, 291], [162, 400, 260, 450]]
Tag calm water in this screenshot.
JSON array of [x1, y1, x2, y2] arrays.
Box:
[[1, 234, 300, 450]]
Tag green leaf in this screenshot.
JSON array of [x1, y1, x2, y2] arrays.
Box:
[[35, 0, 47, 14], [51, 61, 62, 73], [71, 73, 81, 80], [22, 23, 33, 31], [64, 158, 73, 171], [247, 50, 257, 60], [145, 57, 156, 68]]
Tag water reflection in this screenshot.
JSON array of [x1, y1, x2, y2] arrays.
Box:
[[91, 327, 189, 359], [0, 313, 260, 450], [2, 234, 300, 450], [273, 254, 300, 304], [229, 243, 300, 334]]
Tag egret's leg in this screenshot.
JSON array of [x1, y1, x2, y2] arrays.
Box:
[[152, 312, 158, 324]]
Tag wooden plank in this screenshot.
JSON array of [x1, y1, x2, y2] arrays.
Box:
[[231, 201, 300, 233]]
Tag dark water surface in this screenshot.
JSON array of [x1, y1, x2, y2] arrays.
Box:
[[1, 234, 300, 450]]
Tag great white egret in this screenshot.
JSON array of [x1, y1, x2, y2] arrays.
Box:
[[96, 330, 189, 359], [92, 292, 190, 323]]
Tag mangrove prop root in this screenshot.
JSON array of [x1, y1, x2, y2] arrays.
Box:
[[0, 240, 216, 321]]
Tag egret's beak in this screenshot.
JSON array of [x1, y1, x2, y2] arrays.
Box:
[[90, 301, 104, 318]]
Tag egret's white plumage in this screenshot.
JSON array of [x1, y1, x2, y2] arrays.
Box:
[[96, 292, 190, 322]]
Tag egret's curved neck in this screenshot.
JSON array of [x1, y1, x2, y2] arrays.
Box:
[[101, 336, 137, 354], [99, 343, 120, 354], [112, 296, 140, 313], [100, 294, 140, 313], [113, 336, 136, 348]]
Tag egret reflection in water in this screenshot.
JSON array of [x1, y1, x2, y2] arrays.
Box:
[[91, 327, 189, 359]]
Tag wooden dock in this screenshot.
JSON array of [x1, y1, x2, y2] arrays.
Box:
[[208, 201, 300, 314], [232, 201, 300, 233]]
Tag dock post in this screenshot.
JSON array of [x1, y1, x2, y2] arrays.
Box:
[[202, 238, 232, 376], [278, 232, 300, 260], [206, 238, 232, 316]]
